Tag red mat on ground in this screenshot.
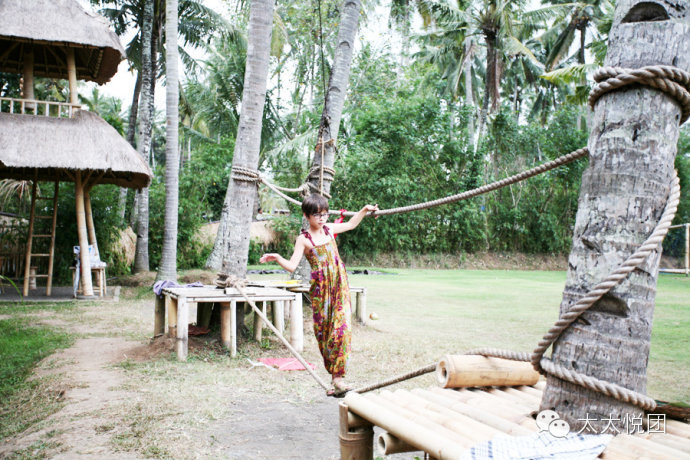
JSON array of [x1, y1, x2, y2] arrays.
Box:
[[258, 358, 316, 371]]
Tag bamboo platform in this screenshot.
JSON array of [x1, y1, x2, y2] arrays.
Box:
[[340, 380, 690, 459]]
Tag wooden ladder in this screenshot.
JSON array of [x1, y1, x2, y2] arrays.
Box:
[[23, 180, 59, 296]]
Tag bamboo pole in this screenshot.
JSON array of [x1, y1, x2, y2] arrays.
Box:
[[84, 189, 99, 260], [365, 390, 473, 448], [685, 223, 689, 275], [23, 48, 35, 110], [154, 295, 165, 336], [436, 355, 539, 388], [377, 432, 419, 455], [343, 392, 467, 460], [22, 180, 37, 296], [272, 301, 284, 335], [75, 172, 94, 297], [166, 295, 177, 337], [176, 296, 188, 361], [422, 388, 533, 435], [338, 401, 374, 459], [46, 181, 59, 296], [289, 294, 303, 352], [66, 48, 78, 105]]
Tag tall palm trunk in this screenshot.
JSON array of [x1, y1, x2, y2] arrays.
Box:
[[540, 0, 689, 430], [133, 0, 155, 273], [119, 71, 142, 222], [294, 0, 362, 281], [158, 0, 180, 281], [206, 0, 275, 275]]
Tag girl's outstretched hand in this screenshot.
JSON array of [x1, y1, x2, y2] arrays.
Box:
[[364, 204, 379, 217], [259, 253, 279, 263]]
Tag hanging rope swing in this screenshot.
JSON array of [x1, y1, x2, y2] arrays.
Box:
[[225, 65, 689, 402]]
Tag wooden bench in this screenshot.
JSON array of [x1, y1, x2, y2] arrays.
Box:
[[155, 286, 302, 361]]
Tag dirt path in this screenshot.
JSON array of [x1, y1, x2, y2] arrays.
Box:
[[1, 336, 139, 459]]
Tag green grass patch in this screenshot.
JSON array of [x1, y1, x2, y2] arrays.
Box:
[[0, 318, 73, 400]]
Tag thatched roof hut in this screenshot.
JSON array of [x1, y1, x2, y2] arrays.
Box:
[[0, 111, 152, 189], [0, 0, 125, 84]]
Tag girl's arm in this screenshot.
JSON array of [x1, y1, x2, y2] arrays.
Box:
[[328, 204, 378, 234], [259, 236, 306, 273]]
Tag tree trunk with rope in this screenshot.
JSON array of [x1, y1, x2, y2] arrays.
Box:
[[207, 0, 275, 276], [539, 0, 689, 431], [294, 0, 362, 282]]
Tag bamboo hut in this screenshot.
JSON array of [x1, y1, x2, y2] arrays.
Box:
[[0, 0, 152, 297]]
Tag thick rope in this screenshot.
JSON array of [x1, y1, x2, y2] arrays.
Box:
[[214, 274, 331, 391], [589, 65, 690, 123]]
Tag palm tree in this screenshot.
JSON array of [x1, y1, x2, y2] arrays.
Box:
[[133, 0, 154, 272], [157, 0, 179, 281], [209, 0, 276, 277]]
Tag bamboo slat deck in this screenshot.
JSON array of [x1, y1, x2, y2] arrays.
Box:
[[156, 286, 302, 361], [341, 381, 690, 459]]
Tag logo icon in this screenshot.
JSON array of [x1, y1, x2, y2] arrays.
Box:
[[536, 410, 570, 438]]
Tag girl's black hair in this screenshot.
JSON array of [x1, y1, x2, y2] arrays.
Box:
[[302, 193, 329, 216]]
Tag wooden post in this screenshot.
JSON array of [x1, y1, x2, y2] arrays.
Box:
[[685, 224, 690, 276], [166, 295, 177, 337], [230, 301, 237, 357], [289, 294, 303, 352], [46, 181, 59, 296], [23, 47, 34, 111], [75, 172, 94, 297], [154, 295, 165, 336], [253, 301, 265, 342], [272, 301, 284, 335], [66, 48, 78, 105], [220, 301, 231, 348], [84, 189, 100, 260], [176, 296, 188, 361], [22, 180, 37, 296]]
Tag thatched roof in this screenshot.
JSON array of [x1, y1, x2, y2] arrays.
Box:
[[0, 111, 152, 189], [0, 0, 125, 84]]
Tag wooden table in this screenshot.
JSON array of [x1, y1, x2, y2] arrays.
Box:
[[155, 286, 302, 361]]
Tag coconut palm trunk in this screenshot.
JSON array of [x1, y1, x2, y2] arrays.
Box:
[[539, 0, 689, 431], [294, 0, 362, 281], [207, 0, 275, 276], [133, 0, 154, 273], [119, 71, 142, 222], [158, 0, 180, 281]]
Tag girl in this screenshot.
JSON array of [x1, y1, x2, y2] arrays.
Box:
[[259, 194, 378, 395]]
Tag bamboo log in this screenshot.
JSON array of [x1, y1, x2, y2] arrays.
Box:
[[220, 302, 232, 349], [22, 180, 37, 296], [421, 388, 533, 435], [66, 48, 78, 105], [666, 419, 690, 438], [502, 387, 542, 404], [273, 301, 284, 335], [605, 433, 690, 459], [154, 295, 165, 336], [253, 301, 266, 342], [378, 390, 479, 446], [176, 296, 188, 361], [391, 389, 501, 440], [377, 432, 419, 455], [75, 172, 94, 297], [436, 355, 539, 388], [485, 388, 538, 413], [344, 392, 466, 459], [23, 49, 35, 108], [84, 190, 99, 259], [289, 296, 303, 352], [166, 295, 177, 337], [339, 401, 374, 459]]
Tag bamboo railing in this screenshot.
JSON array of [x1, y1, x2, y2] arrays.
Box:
[[0, 97, 82, 118]]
